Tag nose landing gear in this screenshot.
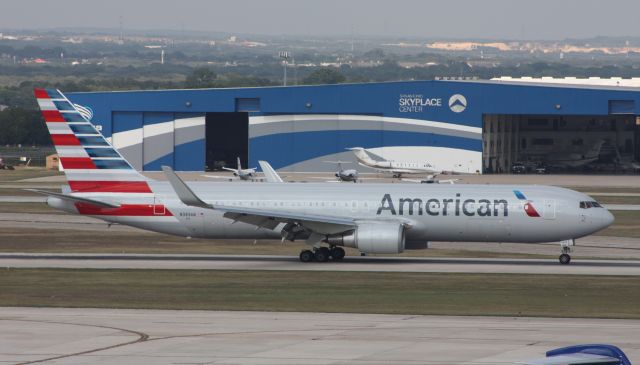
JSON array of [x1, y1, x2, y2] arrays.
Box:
[[559, 252, 571, 265], [558, 239, 574, 265]]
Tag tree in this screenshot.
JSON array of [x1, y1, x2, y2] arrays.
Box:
[[303, 68, 346, 85], [185, 67, 218, 88]]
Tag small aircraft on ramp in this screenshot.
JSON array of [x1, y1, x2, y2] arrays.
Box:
[[348, 147, 442, 180], [203, 157, 257, 181], [32, 89, 614, 264]]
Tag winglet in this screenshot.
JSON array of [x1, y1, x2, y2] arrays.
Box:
[[258, 160, 284, 183], [161, 166, 212, 209], [519, 344, 631, 365]]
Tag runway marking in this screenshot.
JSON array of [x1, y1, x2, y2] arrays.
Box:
[[1, 318, 149, 365]]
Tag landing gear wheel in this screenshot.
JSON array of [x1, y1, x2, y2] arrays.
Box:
[[330, 247, 346, 260], [314, 247, 330, 262], [299, 250, 314, 263], [559, 253, 571, 265]]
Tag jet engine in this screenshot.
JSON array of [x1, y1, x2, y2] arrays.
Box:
[[326, 222, 406, 254]]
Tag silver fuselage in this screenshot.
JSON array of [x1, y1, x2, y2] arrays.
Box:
[[50, 182, 614, 245]]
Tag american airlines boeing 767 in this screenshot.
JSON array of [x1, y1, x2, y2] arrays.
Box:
[[34, 89, 614, 264]]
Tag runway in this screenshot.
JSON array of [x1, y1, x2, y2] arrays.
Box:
[[1, 307, 638, 365], [3, 253, 640, 275]]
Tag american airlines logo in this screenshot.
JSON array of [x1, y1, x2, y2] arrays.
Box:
[[73, 103, 94, 120], [448, 94, 467, 113]]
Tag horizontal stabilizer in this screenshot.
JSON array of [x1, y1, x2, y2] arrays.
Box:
[[26, 189, 120, 208]]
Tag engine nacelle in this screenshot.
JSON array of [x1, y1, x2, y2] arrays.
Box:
[[326, 222, 406, 254]]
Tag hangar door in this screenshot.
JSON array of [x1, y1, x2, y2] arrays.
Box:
[[111, 111, 206, 171], [483, 114, 639, 174], [205, 112, 249, 171]]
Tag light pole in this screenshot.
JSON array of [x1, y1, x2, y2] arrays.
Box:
[[279, 51, 290, 86]]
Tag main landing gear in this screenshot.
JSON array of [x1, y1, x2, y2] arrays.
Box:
[[558, 239, 574, 265], [299, 246, 346, 263]]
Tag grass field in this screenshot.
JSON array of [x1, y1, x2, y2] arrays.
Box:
[[1, 269, 639, 319], [0, 168, 61, 182]]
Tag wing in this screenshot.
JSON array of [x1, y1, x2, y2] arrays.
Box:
[[163, 166, 356, 235]]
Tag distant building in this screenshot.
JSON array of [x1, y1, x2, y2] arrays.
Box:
[[68, 79, 640, 174]]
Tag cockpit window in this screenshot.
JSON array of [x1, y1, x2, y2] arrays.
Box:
[[580, 201, 602, 209]]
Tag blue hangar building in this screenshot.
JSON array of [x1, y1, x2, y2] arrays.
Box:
[[68, 79, 640, 173]]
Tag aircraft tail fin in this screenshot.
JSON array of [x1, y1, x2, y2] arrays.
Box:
[[237, 156, 242, 171], [348, 147, 377, 164], [34, 88, 151, 194], [589, 140, 606, 157]]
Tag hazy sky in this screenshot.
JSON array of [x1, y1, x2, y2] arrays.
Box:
[[2, 0, 639, 40]]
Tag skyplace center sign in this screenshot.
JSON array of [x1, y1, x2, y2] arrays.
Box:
[[398, 93, 467, 113]]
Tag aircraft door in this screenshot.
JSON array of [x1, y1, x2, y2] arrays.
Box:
[[542, 199, 556, 220]]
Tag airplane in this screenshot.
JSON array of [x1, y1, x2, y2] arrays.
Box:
[[308, 161, 360, 183], [203, 160, 281, 183], [544, 140, 605, 169], [348, 147, 442, 179], [32, 88, 614, 264], [519, 344, 632, 365], [203, 157, 256, 180], [327, 161, 359, 182]]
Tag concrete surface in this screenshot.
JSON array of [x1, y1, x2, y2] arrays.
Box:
[[0, 307, 638, 365], [3, 253, 640, 275]]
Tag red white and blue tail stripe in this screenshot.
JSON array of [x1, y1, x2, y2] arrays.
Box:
[[35, 88, 152, 194]]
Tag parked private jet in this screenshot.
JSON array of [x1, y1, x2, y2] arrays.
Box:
[[203, 157, 257, 181], [348, 147, 441, 179], [33, 89, 614, 264]]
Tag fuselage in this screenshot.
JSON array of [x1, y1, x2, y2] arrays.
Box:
[[49, 182, 614, 245]]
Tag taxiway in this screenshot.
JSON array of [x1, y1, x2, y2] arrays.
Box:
[[1, 307, 638, 365]]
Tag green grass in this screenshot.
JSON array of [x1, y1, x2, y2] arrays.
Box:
[[1, 269, 639, 319], [0, 168, 61, 182], [0, 202, 64, 214]]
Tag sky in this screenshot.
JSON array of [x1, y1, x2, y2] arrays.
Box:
[[2, 0, 639, 40]]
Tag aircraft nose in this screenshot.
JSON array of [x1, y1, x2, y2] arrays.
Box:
[[602, 209, 615, 228]]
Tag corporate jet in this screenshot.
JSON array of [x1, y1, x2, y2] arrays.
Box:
[[544, 140, 605, 169], [32, 89, 614, 264], [203, 157, 257, 180], [308, 161, 360, 183], [349, 147, 441, 179]]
